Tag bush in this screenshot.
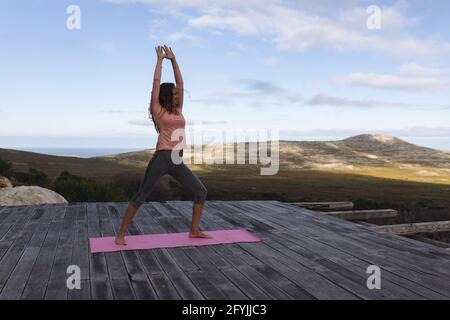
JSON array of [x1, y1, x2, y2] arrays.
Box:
[[0, 158, 13, 178], [52, 170, 127, 202], [12, 167, 51, 187]]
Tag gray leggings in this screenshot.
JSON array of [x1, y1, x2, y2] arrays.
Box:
[[129, 149, 207, 209]]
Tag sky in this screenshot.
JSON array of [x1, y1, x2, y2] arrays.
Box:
[[1, 0, 450, 151]]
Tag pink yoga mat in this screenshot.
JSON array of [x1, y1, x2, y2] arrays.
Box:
[[89, 228, 262, 253]]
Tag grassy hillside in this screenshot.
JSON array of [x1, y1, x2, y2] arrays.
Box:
[[1, 134, 449, 222]]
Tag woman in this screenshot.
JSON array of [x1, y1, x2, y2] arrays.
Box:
[[115, 45, 211, 245]]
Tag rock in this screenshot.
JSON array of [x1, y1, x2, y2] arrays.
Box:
[[0, 186, 68, 206], [0, 176, 13, 188]]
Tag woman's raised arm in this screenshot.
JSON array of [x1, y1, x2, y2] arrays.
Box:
[[164, 45, 184, 110], [150, 46, 165, 113]]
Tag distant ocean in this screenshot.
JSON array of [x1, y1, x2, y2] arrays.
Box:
[[18, 148, 145, 158]]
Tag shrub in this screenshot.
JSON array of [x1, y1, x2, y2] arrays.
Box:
[[52, 170, 127, 202]]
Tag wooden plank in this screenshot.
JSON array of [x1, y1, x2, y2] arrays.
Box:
[[375, 221, 450, 235], [173, 201, 294, 299], [96, 204, 136, 300], [156, 205, 245, 299], [168, 201, 316, 300], [0, 247, 40, 300], [241, 201, 445, 299], [409, 235, 450, 249], [142, 203, 245, 299], [263, 201, 450, 270], [271, 229, 446, 300], [0, 206, 35, 247], [68, 204, 91, 300], [44, 204, 76, 300], [184, 269, 226, 299], [0, 206, 39, 295], [219, 201, 371, 299], [170, 201, 267, 267], [0, 207, 12, 225], [22, 216, 64, 299], [257, 201, 450, 272], [87, 203, 114, 300], [139, 207, 199, 273], [272, 200, 450, 256], [246, 201, 450, 297], [291, 201, 354, 211], [106, 203, 158, 300], [131, 205, 192, 299], [324, 209, 398, 221]]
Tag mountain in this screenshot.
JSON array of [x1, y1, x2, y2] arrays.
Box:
[[1, 134, 449, 184], [0, 147, 142, 181], [279, 134, 450, 169]]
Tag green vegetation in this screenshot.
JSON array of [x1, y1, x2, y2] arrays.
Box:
[[53, 170, 127, 202], [1, 158, 127, 202], [0, 158, 14, 177], [2, 156, 449, 224]]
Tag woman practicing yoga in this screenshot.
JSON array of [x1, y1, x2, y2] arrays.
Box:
[[115, 45, 211, 245]]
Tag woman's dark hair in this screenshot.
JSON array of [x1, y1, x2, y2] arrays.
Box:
[[149, 82, 180, 133]]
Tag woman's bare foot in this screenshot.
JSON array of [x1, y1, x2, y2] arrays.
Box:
[[115, 234, 127, 245], [189, 229, 212, 238]]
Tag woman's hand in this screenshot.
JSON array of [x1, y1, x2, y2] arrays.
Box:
[[163, 45, 176, 61], [155, 45, 165, 61]]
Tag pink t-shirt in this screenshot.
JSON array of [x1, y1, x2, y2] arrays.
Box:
[[150, 60, 187, 151]]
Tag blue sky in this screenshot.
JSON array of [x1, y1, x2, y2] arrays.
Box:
[[1, 0, 450, 151]]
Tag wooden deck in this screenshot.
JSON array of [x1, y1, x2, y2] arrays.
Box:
[[0, 200, 449, 300]]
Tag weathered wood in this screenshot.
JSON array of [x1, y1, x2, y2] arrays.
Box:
[[375, 221, 450, 236], [44, 204, 77, 300], [409, 235, 450, 249], [87, 203, 114, 300], [169, 201, 306, 300], [22, 217, 64, 299], [106, 203, 158, 300], [97, 204, 136, 300], [68, 204, 91, 300], [324, 209, 398, 221], [0, 247, 41, 300], [1, 201, 450, 300], [291, 201, 354, 211], [245, 201, 450, 297], [132, 204, 183, 299]]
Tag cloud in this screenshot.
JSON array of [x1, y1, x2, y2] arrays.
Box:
[[308, 94, 409, 108], [241, 79, 283, 95], [239, 79, 303, 102], [166, 28, 202, 43], [332, 63, 450, 91], [103, 0, 450, 57], [190, 78, 302, 107], [307, 93, 450, 109], [397, 63, 450, 78], [148, 17, 169, 40]]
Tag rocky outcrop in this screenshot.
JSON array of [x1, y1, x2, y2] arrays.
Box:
[[0, 176, 68, 206], [0, 176, 13, 188]]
